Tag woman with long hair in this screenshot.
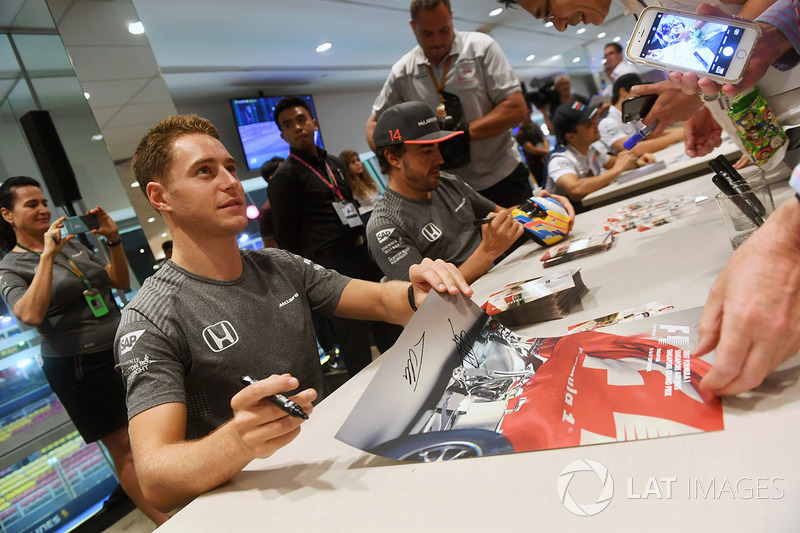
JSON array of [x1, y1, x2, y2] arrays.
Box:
[[0, 176, 168, 525], [339, 150, 380, 210]]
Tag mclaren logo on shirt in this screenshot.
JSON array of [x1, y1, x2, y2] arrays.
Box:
[[421, 223, 442, 242], [375, 228, 394, 244], [202, 321, 239, 352]]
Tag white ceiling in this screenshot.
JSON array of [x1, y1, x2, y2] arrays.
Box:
[[130, 0, 638, 104]]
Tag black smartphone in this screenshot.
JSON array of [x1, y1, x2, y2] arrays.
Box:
[[62, 214, 99, 235], [621, 94, 657, 123]]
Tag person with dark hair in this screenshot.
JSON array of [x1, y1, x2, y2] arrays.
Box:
[[257, 156, 283, 248], [118, 113, 470, 509], [366, 0, 532, 208], [598, 73, 683, 155], [514, 113, 550, 187], [0, 177, 168, 525], [368, 101, 574, 283], [545, 100, 654, 203], [267, 98, 401, 377], [161, 239, 173, 259], [601, 42, 639, 96], [339, 150, 381, 211]]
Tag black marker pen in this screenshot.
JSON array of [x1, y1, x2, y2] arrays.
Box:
[[473, 217, 493, 226], [239, 375, 309, 420]]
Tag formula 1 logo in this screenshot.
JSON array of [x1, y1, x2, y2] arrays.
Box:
[[202, 321, 239, 352], [421, 223, 442, 242], [557, 459, 614, 516], [375, 228, 395, 244]]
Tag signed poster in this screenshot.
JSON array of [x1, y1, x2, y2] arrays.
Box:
[[335, 292, 723, 462]]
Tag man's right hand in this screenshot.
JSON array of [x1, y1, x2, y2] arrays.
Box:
[[613, 151, 638, 173], [230, 374, 316, 459], [684, 106, 723, 158], [479, 210, 524, 259]]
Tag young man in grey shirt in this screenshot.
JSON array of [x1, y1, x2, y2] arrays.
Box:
[[116, 114, 471, 511]]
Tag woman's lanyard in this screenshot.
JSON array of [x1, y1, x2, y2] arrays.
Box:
[[289, 154, 344, 201], [16, 242, 109, 317], [426, 56, 452, 117]]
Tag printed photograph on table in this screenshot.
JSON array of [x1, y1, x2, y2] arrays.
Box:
[[336, 293, 723, 462]]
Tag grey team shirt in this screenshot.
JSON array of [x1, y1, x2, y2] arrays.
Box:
[[0, 240, 120, 356], [366, 173, 495, 281], [371, 30, 523, 191], [114, 249, 349, 440]]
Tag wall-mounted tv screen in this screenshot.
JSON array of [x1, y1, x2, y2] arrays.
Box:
[[230, 94, 325, 171]]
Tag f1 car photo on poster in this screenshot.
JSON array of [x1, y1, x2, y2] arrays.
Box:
[[336, 293, 723, 462]]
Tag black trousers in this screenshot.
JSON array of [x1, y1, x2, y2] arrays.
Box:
[[477, 163, 534, 208], [312, 241, 402, 376]]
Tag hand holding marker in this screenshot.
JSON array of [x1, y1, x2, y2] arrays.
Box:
[[239, 375, 309, 419]]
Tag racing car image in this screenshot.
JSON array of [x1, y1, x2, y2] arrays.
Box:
[[369, 321, 723, 463]]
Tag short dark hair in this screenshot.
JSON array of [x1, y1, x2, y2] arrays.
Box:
[[0, 176, 41, 252], [410, 0, 451, 21], [260, 156, 285, 182], [132, 114, 219, 196], [496, 0, 517, 6], [375, 144, 406, 175], [605, 42, 623, 54], [612, 73, 645, 104], [273, 97, 311, 132], [161, 240, 173, 252]]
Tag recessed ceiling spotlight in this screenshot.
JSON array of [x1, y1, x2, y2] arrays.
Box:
[[83, 92, 90, 99], [572, 57, 581, 63], [551, 54, 561, 61], [526, 54, 536, 61], [613, 36, 621, 42], [316, 42, 332, 53], [91, 134, 103, 141], [545, 21, 554, 28], [577, 28, 586, 35], [161, 232, 168, 238], [597, 32, 607, 39], [128, 21, 144, 35], [147, 217, 155, 223], [489, 7, 503, 16], [131, 182, 140, 188]]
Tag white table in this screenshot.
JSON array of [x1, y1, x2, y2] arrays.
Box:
[[580, 140, 741, 208], [157, 175, 800, 533]]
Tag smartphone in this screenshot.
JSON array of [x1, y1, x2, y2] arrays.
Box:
[[61, 214, 99, 236], [621, 94, 657, 123], [625, 7, 761, 84]]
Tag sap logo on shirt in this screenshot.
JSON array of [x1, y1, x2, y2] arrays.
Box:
[[375, 228, 395, 244], [119, 329, 146, 356], [421, 223, 442, 242], [202, 320, 239, 352]]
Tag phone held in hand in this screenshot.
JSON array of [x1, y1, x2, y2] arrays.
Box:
[[625, 7, 761, 85], [61, 214, 99, 236], [621, 94, 657, 123]]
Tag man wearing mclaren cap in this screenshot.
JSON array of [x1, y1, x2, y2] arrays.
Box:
[[546, 99, 654, 203], [367, 101, 572, 284]]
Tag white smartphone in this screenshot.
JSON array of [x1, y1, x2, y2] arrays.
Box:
[[626, 7, 761, 84]]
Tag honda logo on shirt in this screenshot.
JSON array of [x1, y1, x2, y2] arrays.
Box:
[[421, 223, 442, 242], [202, 321, 239, 352]]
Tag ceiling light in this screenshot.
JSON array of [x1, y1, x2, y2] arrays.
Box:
[[130, 182, 140, 188], [139, 248, 145, 254], [83, 92, 90, 99], [128, 21, 144, 35], [572, 57, 581, 63], [489, 7, 503, 16], [315, 42, 332, 53], [577, 28, 586, 35], [613, 36, 621, 42], [147, 217, 155, 223], [597, 32, 607, 39], [526, 54, 536, 61], [545, 21, 553, 28], [91, 134, 103, 141], [551, 55, 561, 61], [161, 232, 168, 238]]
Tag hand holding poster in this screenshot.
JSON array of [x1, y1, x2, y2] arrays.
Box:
[[336, 292, 723, 462]]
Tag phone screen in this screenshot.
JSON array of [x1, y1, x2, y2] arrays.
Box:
[[640, 13, 747, 78]]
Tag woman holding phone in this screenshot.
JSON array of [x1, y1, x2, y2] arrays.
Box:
[[0, 176, 168, 525]]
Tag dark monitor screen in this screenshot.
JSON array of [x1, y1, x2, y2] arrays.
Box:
[[230, 94, 324, 171]]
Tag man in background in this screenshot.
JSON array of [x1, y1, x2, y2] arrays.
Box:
[[366, 0, 532, 208]]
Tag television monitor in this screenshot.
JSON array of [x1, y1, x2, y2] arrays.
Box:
[[230, 94, 325, 171]]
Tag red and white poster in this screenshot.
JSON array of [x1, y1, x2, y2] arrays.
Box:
[[336, 292, 723, 462]]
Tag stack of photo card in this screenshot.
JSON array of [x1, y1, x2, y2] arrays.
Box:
[[481, 269, 588, 327], [603, 193, 706, 234], [539, 231, 615, 267]]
